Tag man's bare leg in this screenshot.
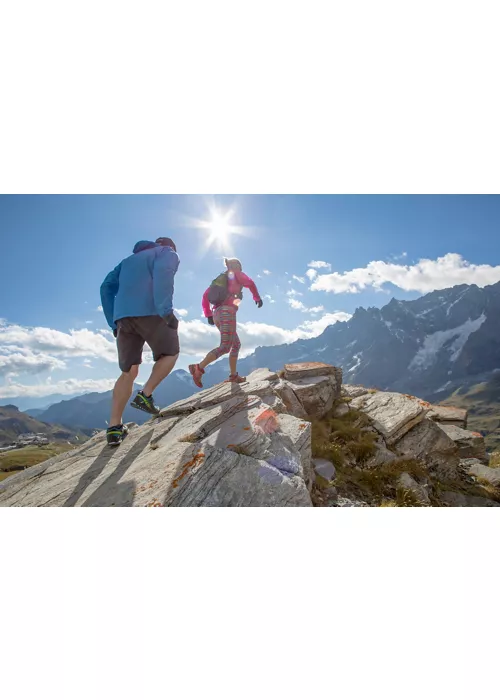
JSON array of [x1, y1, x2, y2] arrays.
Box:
[[142, 354, 179, 396], [110, 365, 139, 426]]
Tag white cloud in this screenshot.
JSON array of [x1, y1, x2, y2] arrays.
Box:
[[0, 377, 116, 399], [298, 312, 351, 336], [175, 309, 189, 317], [85, 321, 93, 325], [0, 322, 117, 363], [264, 295, 275, 304], [292, 275, 306, 284], [176, 311, 351, 359], [308, 260, 332, 270], [287, 289, 303, 297], [263, 270, 271, 275], [96, 305, 103, 312], [0, 306, 352, 397], [0, 351, 66, 377], [306, 269, 318, 281], [288, 298, 307, 311], [287, 299, 325, 314], [311, 253, 500, 295]]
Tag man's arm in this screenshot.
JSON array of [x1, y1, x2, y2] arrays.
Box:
[[153, 247, 180, 318], [100, 263, 121, 330]]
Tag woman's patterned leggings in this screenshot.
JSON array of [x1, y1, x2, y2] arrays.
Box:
[[211, 305, 241, 359]]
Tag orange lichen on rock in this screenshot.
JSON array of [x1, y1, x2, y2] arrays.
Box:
[[172, 452, 205, 488]]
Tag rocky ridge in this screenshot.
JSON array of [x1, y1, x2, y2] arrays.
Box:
[[0, 362, 497, 507]]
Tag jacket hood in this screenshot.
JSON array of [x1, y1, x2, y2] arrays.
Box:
[[133, 240, 158, 254]]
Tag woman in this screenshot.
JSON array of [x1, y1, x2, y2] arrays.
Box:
[[189, 258, 263, 387]]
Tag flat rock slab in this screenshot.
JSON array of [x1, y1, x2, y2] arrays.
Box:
[[284, 362, 341, 382], [428, 405, 468, 429], [342, 385, 370, 399], [438, 424, 486, 462], [159, 378, 275, 417], [246, 368, 279, 383], [439, 491, 500, 507], [464, 460, 500, 487], [351, 392, 427, 445]]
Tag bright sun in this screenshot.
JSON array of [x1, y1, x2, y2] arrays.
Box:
[[190, 201, 251, 255], [208, 210, 232, 247]]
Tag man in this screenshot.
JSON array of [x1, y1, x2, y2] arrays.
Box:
[[100, 237, 180, 447]]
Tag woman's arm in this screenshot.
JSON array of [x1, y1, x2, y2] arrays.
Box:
[[235, 270, 261, 302], [202, 287, 212, 317]]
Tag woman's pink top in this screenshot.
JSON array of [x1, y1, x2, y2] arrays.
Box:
[[202, 270, 261, 317]]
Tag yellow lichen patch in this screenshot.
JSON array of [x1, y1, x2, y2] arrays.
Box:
[[490, 452, 500, 468]]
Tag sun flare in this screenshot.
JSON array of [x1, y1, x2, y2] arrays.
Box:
[[187, 200, 254, 256], [207, 209, 232, 247]]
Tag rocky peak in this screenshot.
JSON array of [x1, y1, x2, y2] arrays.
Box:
[[1, 363, 497, 508]]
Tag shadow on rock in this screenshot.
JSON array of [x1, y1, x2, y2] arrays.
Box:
[[64, 429, 154, 507]]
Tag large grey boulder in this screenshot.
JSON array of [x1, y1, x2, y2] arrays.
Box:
[[394, 419, 459, 480], [438, 424, 486, 462], [351, 391, 428, 445], [0, 367, 325, 507], [276, 375, 339, 420], [0, 400, 312, 507], [397, 472, 431, 505], [364, 435, 398, 468]]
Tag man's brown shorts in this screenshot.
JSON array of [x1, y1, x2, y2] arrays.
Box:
[[116, 316, 180, 372]]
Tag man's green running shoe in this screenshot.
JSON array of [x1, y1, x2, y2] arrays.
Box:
[[130, 390, 160, 416], [106, 424, 129, 447]]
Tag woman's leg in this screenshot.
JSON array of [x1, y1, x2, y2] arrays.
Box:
[[189, 307, 235, 386], [229, 331, 241, 376], [201, 307, 235, 368]]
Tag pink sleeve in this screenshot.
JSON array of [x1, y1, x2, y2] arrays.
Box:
[[202, 288, 212, 317], [236, 271, 261, 301]]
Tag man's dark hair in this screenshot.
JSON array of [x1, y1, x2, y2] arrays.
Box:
[[156, 237, 177, 252]]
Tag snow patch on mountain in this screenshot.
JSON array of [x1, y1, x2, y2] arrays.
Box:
[[409, 314, 487, 371], [347, 353, 363, 373], [446, 289, 468, 316]]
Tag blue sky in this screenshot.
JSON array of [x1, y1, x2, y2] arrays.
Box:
[[2, 194, 500, 403]]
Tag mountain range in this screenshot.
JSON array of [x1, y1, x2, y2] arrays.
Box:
[[0, 404, 90, 445], [17, 282, 500, 446]]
